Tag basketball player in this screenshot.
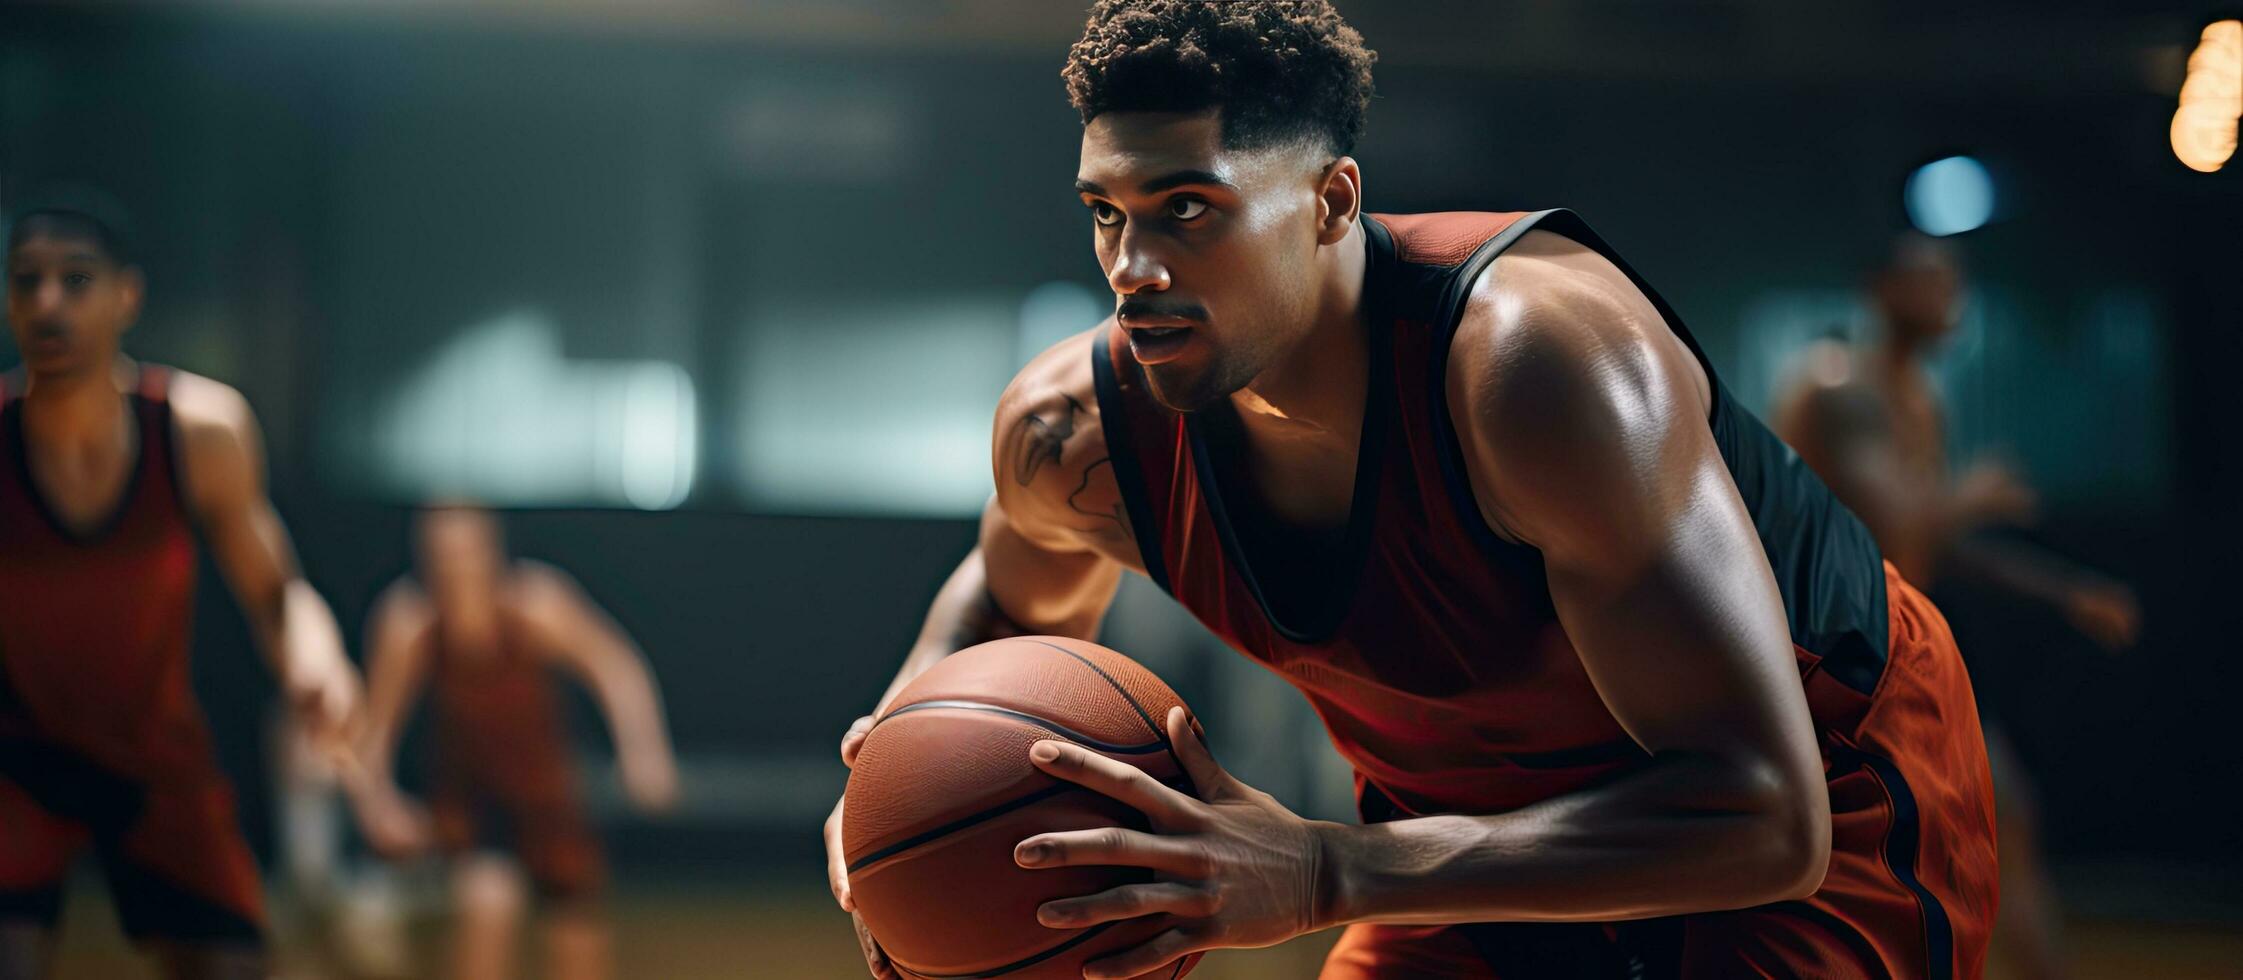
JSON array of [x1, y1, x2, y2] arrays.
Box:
[[1774, 234, 2140, 979], [826, 3, 1997, 978], [350, 505, 678, 980], [1, 187, 362, 979]]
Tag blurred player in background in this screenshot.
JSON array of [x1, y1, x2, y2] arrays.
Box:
[[1, 185, 361, 979], [349, 504, 678, 980], [1775, 232, 2143, 979]]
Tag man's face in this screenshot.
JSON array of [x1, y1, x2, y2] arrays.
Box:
[[5, 230, 142, 378], [1077, 110, 1331, 412], [1874, 257, 1962, 344], [418, 508, 504, 643]]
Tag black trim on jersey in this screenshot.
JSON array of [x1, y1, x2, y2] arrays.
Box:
[[1421, 212, 1573, 583], [1833, 743, 1957, 980], [1179, 220, 1398, 645], [3, 383, 151, 546], [1421, 208, 1891, 699], [1090, 335, 1174, 596]]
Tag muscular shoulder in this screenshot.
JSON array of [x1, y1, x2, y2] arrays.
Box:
[[503, 560, 586, 619], [991, 325, 1131, 555], [1773, 341, 1885, 444], [1445, 230, 1713, 544], [166, 370, 269, 512]]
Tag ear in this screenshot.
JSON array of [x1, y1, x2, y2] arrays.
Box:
[[1313, 156, 1362, 247]]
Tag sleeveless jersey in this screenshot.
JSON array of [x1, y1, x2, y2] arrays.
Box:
[[1092, 210, 1890, 818], [430, 606, 575, 806], [0, 366, 217, 782]]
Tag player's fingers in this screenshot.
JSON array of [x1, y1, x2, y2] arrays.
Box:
[[1037, 882, 1215, 929], [825, 802, 857, 912], [841, 715, 875, 768], [1082, 926, 1201, 980], [1015, 826, 1208, 877], [1027, 740, 1197, 825], [1163, 706, 1228, 799], [852, 912, 896, 979]]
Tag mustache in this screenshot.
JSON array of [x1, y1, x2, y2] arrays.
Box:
[[1116, 299, 1208, 323]]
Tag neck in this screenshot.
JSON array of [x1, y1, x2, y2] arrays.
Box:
[[1875, 323, 1929, 378], [1230, 222, 1370, 441], [20, 355, 132, 445]]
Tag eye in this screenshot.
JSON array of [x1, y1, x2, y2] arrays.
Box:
[[1090, 201, 1122, 227], [65, 273, 92, 287], [1166, 197, 1208, 221]]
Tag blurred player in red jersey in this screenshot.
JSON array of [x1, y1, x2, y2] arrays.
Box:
[[350, 505, 678, 980], [1, 185, 361, 980]]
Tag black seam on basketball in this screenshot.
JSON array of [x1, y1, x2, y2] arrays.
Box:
[[1028, 639, 1201, 792], [1026, 639, 1202, 794], [845, 782, 1081, 875], [896, 920, 1122, 979], [1022, 640, 1163, 743], [876, 701, 1169, 755]]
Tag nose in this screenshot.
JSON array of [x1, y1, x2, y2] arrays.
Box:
[[1105, 229, 1171, 296], [16, 276, 65, 318]]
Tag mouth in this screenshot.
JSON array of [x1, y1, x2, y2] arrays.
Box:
[[1123, 322, 1195, 364]]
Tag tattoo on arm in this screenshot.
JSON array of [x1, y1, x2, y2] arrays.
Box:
[[1013, 395, 1083, 486], [1067, 456, 1127, 535]]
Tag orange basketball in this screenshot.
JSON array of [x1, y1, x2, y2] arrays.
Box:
[[842, 636, 1204, 980]]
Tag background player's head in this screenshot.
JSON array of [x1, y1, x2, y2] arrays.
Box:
[[417, 502, 507, 647], [4, 184, 144, 381], [1064, 0, 1376, 411], [1868, 232, 1963, 347]]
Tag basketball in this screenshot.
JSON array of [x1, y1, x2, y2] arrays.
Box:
[[842, 636, 1204, 980]]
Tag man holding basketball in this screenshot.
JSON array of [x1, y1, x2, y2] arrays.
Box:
[[828, 2, 1997, 977]]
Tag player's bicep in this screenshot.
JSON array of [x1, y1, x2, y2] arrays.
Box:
[[984, 332, 1132, 634], [1455, 288, 1812, 767], [176, 381, 301, 616]]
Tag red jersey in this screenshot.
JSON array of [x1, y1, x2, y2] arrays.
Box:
[[0, 366, 216, 782], [1092, 211, 1996, 978], [430, 608, 576, 806]]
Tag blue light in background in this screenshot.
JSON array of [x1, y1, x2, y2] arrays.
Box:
[[1904, 155, 1996, 237]]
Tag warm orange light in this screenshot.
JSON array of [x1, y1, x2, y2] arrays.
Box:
[[2171, 20, 2242, 173]]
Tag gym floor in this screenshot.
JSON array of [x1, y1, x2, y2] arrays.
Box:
[[40, 874, 2243, 979]]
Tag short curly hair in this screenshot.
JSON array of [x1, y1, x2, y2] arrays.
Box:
[[1062, 1, 1377, 155]]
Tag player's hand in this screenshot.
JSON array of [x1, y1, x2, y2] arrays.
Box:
[[354, 784, 434, 861], [287, 652, 363, 768], [830, 715, 898, 978], [1015, 707, 1334, 980], [622, 747, 681, 813], [2063, 581, 2141, 651]]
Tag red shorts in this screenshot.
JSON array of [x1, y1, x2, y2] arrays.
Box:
[[430, 785, 605, 902], [0, 739, 263, 946], [1321, 565, 1999, 979]]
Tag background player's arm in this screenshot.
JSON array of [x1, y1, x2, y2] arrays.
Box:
[[1787, 373, 2033, 584], [513, 563, 680, 811], [1321, 240, 1833, 924], [357, 582, 436, 790], [1786, 371, 2136, 646], [348, 581, 440, 857], [172, 372, 361, 750]]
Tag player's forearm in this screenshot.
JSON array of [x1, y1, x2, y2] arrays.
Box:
[[1319, 750, 1827, 927], [879, 548, 1017, 711], [594, 654, 675, 766], [269, 579, 350, 690]]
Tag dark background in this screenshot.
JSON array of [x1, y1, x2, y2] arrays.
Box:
[[4, 0, 2239, 925]]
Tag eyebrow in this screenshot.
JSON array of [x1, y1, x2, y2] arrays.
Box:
[[1074, 168, 1234, 197]]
